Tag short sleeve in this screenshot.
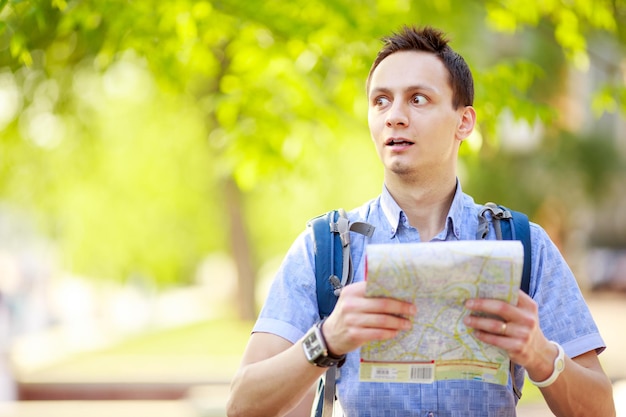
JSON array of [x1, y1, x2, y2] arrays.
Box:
[[252, 229, 321, 344], [529, 224, 605, 357]]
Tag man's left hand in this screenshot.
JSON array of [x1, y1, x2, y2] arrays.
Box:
[[463, 290, 556, 376]]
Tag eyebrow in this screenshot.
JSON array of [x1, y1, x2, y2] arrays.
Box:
[[368, 84, 439, 98]]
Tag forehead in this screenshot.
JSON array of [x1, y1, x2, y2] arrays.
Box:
[[368, 50, 451, 96]]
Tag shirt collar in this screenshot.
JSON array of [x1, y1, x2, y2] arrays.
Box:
[[380, 180, 464, 240], [380, 185, 402, 237]]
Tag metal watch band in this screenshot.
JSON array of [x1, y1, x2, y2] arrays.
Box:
[[527, 341, 565, 388]]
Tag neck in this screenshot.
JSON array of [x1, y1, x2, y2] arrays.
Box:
[[385, 174, 457, 242]]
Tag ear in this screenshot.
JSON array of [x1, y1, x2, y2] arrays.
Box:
[[456, 106, 476, 141]]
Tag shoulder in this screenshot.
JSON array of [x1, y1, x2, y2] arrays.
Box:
[[522, 219, 560, 258]]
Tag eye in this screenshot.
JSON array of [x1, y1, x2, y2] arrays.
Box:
[[411, 94, 427, 105], [373, 96, 390, 107]]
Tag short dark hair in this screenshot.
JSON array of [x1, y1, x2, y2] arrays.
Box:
[[366, 26, 474, 109]]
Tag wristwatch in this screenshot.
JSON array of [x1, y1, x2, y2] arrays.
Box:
[[527, 341, 565, 388], [302, 319, 346, 368]]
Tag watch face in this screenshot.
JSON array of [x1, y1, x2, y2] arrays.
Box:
[[303, 329, 325, 360]]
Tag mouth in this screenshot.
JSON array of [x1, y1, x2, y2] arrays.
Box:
[[385, 137, 414, 147]]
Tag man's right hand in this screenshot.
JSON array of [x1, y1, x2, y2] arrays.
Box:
[[321, 281, 417, 356]]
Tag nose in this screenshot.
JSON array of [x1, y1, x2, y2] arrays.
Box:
[[385, 101, 409, 127]]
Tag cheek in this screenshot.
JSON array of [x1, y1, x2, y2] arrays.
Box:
[[368, 112, 383, 139]]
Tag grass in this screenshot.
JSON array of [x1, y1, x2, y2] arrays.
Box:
[[20, 318, 255, 383], [101, 319, 255, 356]]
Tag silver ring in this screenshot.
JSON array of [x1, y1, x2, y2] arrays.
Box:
[[500, 322, 507, 335]]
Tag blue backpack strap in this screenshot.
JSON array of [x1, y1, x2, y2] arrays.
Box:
[[501, 207, 532, 295], [477, 203, 531, 295], [308, 210, 344, 319], [501, 206, 532, 401], [477, 202, 532, 401], [307, 209, 374, 417], [308, 210, 341, 417], [308, 209, 375, 319]]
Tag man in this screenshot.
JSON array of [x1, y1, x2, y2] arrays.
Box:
[[226, 26, 615, 417]]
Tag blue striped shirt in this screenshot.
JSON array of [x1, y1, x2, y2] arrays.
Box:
[[253, 182, 605, 416]]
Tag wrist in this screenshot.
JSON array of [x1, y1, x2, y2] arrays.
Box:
[[527, 341, 565, 388], [319, 318, 343, 358], [302, 318, 346, 368]]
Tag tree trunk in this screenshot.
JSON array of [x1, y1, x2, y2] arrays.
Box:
[[223, 176, 256, 321]]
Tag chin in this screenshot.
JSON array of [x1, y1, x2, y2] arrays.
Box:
[[388, 160, 413, 175], [389, 167, 420, 181]]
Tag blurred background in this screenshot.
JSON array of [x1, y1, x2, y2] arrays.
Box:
[[0, 0, 625, 416]]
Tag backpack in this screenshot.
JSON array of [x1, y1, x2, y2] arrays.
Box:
[[307, 203, 532, 417]]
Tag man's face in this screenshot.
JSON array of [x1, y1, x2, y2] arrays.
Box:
[[367, 50, 472, 180]]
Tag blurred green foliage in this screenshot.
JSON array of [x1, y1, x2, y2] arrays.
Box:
[[0, 0, 625, 315]]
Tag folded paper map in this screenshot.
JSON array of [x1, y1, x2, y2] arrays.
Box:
[[360, 240, 523, 385]]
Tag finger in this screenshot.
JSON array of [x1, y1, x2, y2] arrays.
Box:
[[515, 290, 538, 314], [363, 312, 413, 331], [337, 302, 414, 333], [342, 281, 367, 296], [341, 326, 404, 344], [339, 283, 417, 318], [366, 296, 417, 319], [500, 320, 508, 336], [349, 282, 417, 317], [463, 314, 508, 336], [326, 310, 412, 353], [464, 297, 515, 323]]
